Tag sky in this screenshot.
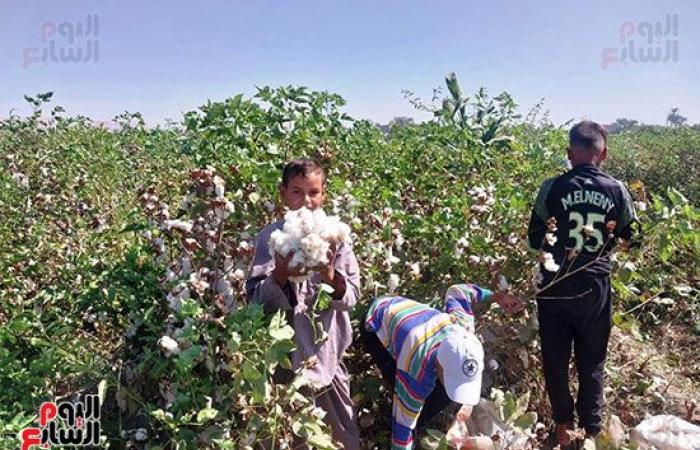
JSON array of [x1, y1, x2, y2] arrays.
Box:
[[1, 0, 698, 126]]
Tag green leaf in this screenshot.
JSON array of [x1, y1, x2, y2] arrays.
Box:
[[503, 391, 517, 422], [511, 390, 530, 423], [242, 361, 263, 383], [306, 431, 337, 450], [265, 340, 295, 371], [420, 429, 448, 450], [513, 411, 538, 430], [667, 188, 688, 206], [175, 345, 202, 372], [196, 407, 219, 423], [269, 311, 294, 341], [314, 283, 334, 311], [179, 298, 203, 319]]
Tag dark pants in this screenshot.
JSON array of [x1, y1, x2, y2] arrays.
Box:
[[361, 326, 454, 435], [537, 276, 612, 435]]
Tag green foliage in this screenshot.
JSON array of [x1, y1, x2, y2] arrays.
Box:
[[1, 77, 697, 449]]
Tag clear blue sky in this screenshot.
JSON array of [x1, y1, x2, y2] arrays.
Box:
[[1, 0, 698, 125]]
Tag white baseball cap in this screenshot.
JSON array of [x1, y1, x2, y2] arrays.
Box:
[[436, 326, 484, 405]]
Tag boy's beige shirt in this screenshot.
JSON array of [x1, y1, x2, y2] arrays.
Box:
[[246, 221, 360, 387]]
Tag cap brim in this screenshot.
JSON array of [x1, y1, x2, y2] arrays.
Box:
[[443, 371, 482, 405]]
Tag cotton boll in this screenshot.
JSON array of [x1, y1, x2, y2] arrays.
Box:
[[158, 335, 180, 356], [216, 277, 234, 305], [180, 257, 192, 276], [497, 275, 509, 292], [231, 268, 246, 281], [541, 252, 560, 272], [268, 207, 352, 279], [387, 273, 400, 292], [163, 219, 194, 233], [409, 262, 421, 278]]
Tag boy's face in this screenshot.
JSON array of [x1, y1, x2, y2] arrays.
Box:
[[279, 172, 326, 211]]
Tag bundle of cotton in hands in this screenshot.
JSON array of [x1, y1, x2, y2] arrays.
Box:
[[269, 208, 352, 281]]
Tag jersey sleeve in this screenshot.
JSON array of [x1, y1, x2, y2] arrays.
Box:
[[528, 177, 557, 249], [615, 182, 638, 241]]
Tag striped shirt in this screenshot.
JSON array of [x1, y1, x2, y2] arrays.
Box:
[[364, 284, 492, 450]]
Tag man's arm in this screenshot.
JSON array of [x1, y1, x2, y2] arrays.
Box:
[[528, 177, 557, 250], [444, 284, 493, 332], [326, 243, 361, 312], [615, 182, 638, 242], [391, 370, 429, 450]]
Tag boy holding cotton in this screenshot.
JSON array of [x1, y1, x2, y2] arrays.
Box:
[[246, 158, 360, 449]]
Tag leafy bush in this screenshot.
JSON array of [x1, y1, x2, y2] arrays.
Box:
[[1, 77, 697, 449]]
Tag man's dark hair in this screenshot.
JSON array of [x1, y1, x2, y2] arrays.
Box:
[[569, 121, 607, 152], [281, 158, 326, 186]]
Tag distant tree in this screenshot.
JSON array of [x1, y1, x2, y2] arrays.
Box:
[[376, 116, 415, 134], [666, 108, 688, 127], [388, 116, 415, 128], [606, 118, 639, 134]]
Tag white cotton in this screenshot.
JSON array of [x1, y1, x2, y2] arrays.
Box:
[[387, 273, 400, 292], [582, 224, 595, 236], [541, 252, 560, 272], [268, 208, 352, 279], [488, 359, 500, 371], [394, 232, 405, 250], [385, 247, 400, 268], [409, 262, 421, 278], [163, 219, 194, 233], [165, 268, 178, 282], [133, 428, 148, 442], [12, 172, 29, 189], [497, 275, 509, 292], [545, 233, 558, 246], [153, 238, 166, 254], [231, 268, 246, 281], [180, 257, 192, 276], [158, 335, 180, 356], [216, 277, 234, 305], [468, 255, 481, 264]]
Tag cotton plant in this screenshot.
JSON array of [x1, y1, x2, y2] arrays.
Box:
[[268, 207, 352, 282], [139, 167, 250, 318]]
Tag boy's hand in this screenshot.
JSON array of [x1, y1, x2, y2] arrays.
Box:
[[272, 251, 305, 285], [446, 405, 473, 449], [311, 242, 338, 283], [492, 292, 525, 314]]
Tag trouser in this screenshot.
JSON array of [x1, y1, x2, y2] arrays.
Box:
[[275, 363, 359, 450], [361, 326, 455, 437], [312, 362, 360, 450], [536, 275, 612, 435]]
